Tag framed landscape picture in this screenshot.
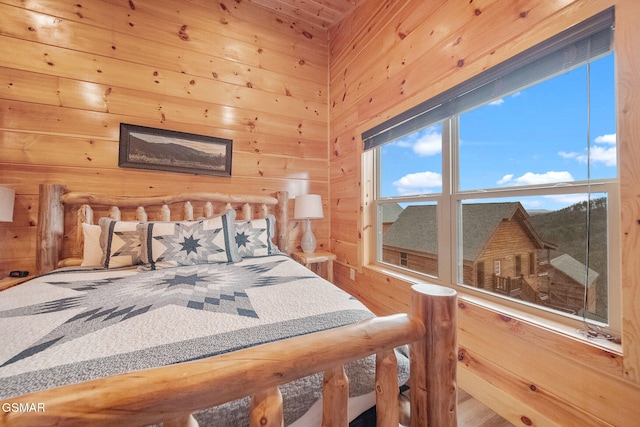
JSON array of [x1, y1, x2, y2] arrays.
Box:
[[119, 123, 232, 177]]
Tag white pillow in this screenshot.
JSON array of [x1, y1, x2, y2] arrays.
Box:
[[80, 223, 103, 267]]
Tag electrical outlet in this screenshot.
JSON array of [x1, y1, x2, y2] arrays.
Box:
[[349, 268, 355, 280]]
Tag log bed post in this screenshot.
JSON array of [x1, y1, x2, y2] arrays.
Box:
[[36, 183, 66, 275], [410, 284, 458, 427], [276, 191, 289, 253]]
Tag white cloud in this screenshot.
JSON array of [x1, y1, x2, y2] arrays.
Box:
[[498, 171, 574, 186], [486, 91, 520, 106], [393, 128, 442, 157], [544, 193, 590, 206], [557, 133, 617, 167], [590, 145, 617, 167], [595, 133, 616, 144], [497, 174, 514, 185], [412, 130, 442, 156], [558, 151, 582, 161], [393, 171, 442, 195]]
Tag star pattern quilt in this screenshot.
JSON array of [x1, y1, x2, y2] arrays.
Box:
[[0, 254, 408, 426]]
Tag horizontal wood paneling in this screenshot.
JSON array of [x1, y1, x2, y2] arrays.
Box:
[[329, 0, 640, 425], [0, 0, 330, 273]]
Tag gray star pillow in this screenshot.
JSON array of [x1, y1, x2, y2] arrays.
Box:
[[99, 218, 144, 268], [139, 209, 241, 269], [235, 215, 280, 258]]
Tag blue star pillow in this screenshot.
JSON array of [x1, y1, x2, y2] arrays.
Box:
[[139, 209, 241, 269], [235, 215, 280, 258]]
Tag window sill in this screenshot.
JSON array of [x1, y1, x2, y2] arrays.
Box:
[[362, 263, 622, 356]]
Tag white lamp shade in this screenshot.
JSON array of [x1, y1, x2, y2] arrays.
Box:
[[294, 194, 324, 219], [0, 185, 15, 222]]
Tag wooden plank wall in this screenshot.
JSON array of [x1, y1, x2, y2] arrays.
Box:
[[329, 0, 640, 426], [0, 0, 331, 273]]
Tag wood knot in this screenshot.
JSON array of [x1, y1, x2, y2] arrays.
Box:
[[529, 384, 537, 392], [178, 25, 189, 41], [457, 59, 465, 67], [457, 349, 467, 361], [520, 416, 533, 426], [499, 314, 512, 322]]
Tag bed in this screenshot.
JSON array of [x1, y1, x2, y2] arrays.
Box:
[[0, 184, 458, 427]]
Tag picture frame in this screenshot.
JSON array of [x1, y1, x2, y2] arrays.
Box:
[[118, 123, 233, 177]]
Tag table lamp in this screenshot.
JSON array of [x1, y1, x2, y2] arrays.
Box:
[[294, 194, 324, 254], [0, 185, 15, 279]]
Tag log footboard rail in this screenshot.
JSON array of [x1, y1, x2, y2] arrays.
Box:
[[0, 284, 457, 427]]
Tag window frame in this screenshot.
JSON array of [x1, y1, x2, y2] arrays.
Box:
[[370, 136, 621, 334], [365, 9, 621, 333]]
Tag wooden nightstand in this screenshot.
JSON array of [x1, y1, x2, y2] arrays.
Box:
[[0, 274, 33, 292], [291, 251, 337, 283]]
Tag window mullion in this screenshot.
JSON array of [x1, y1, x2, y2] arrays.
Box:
[[440, 117, 456, 285]]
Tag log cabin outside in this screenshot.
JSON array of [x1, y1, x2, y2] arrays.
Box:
[[381, 201, 601, 319]]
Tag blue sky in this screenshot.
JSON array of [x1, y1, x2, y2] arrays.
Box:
[[380, 53, 617, 211]]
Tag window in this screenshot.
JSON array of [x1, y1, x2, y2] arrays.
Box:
[[477, 262, 485, 288], [365, 9, 619, 332], [400, 252, 408, 267], [529, 252, 536, 276]]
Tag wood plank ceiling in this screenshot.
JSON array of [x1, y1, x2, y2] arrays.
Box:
[[248, 0, 358, 29]]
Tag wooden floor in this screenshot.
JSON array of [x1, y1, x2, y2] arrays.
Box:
[[458, 388, 515, 427], [398, 387, 514, 427]]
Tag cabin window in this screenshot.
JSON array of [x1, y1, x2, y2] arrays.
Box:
[[477, 262, 485, 288], [529, 252, 536, 276], [365, 9, 620, 333], [400, 252, 408, 267]]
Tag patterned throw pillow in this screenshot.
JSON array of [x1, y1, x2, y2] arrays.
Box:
[[235, 215, 280, 258], [99, 218, 144, 268], [139, 209, 241, 269]]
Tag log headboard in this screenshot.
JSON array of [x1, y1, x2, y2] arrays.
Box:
[[35, 184, 289, 275]]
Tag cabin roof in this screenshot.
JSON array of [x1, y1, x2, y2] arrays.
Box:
[[550, 253, 599, 287], [383, 203, 556, 261], [380, 202, 404, 224]]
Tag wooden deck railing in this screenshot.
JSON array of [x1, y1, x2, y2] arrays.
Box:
[[0, 284, 457, 427]]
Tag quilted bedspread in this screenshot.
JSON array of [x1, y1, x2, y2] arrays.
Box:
[[0, 254, 408, 425]]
